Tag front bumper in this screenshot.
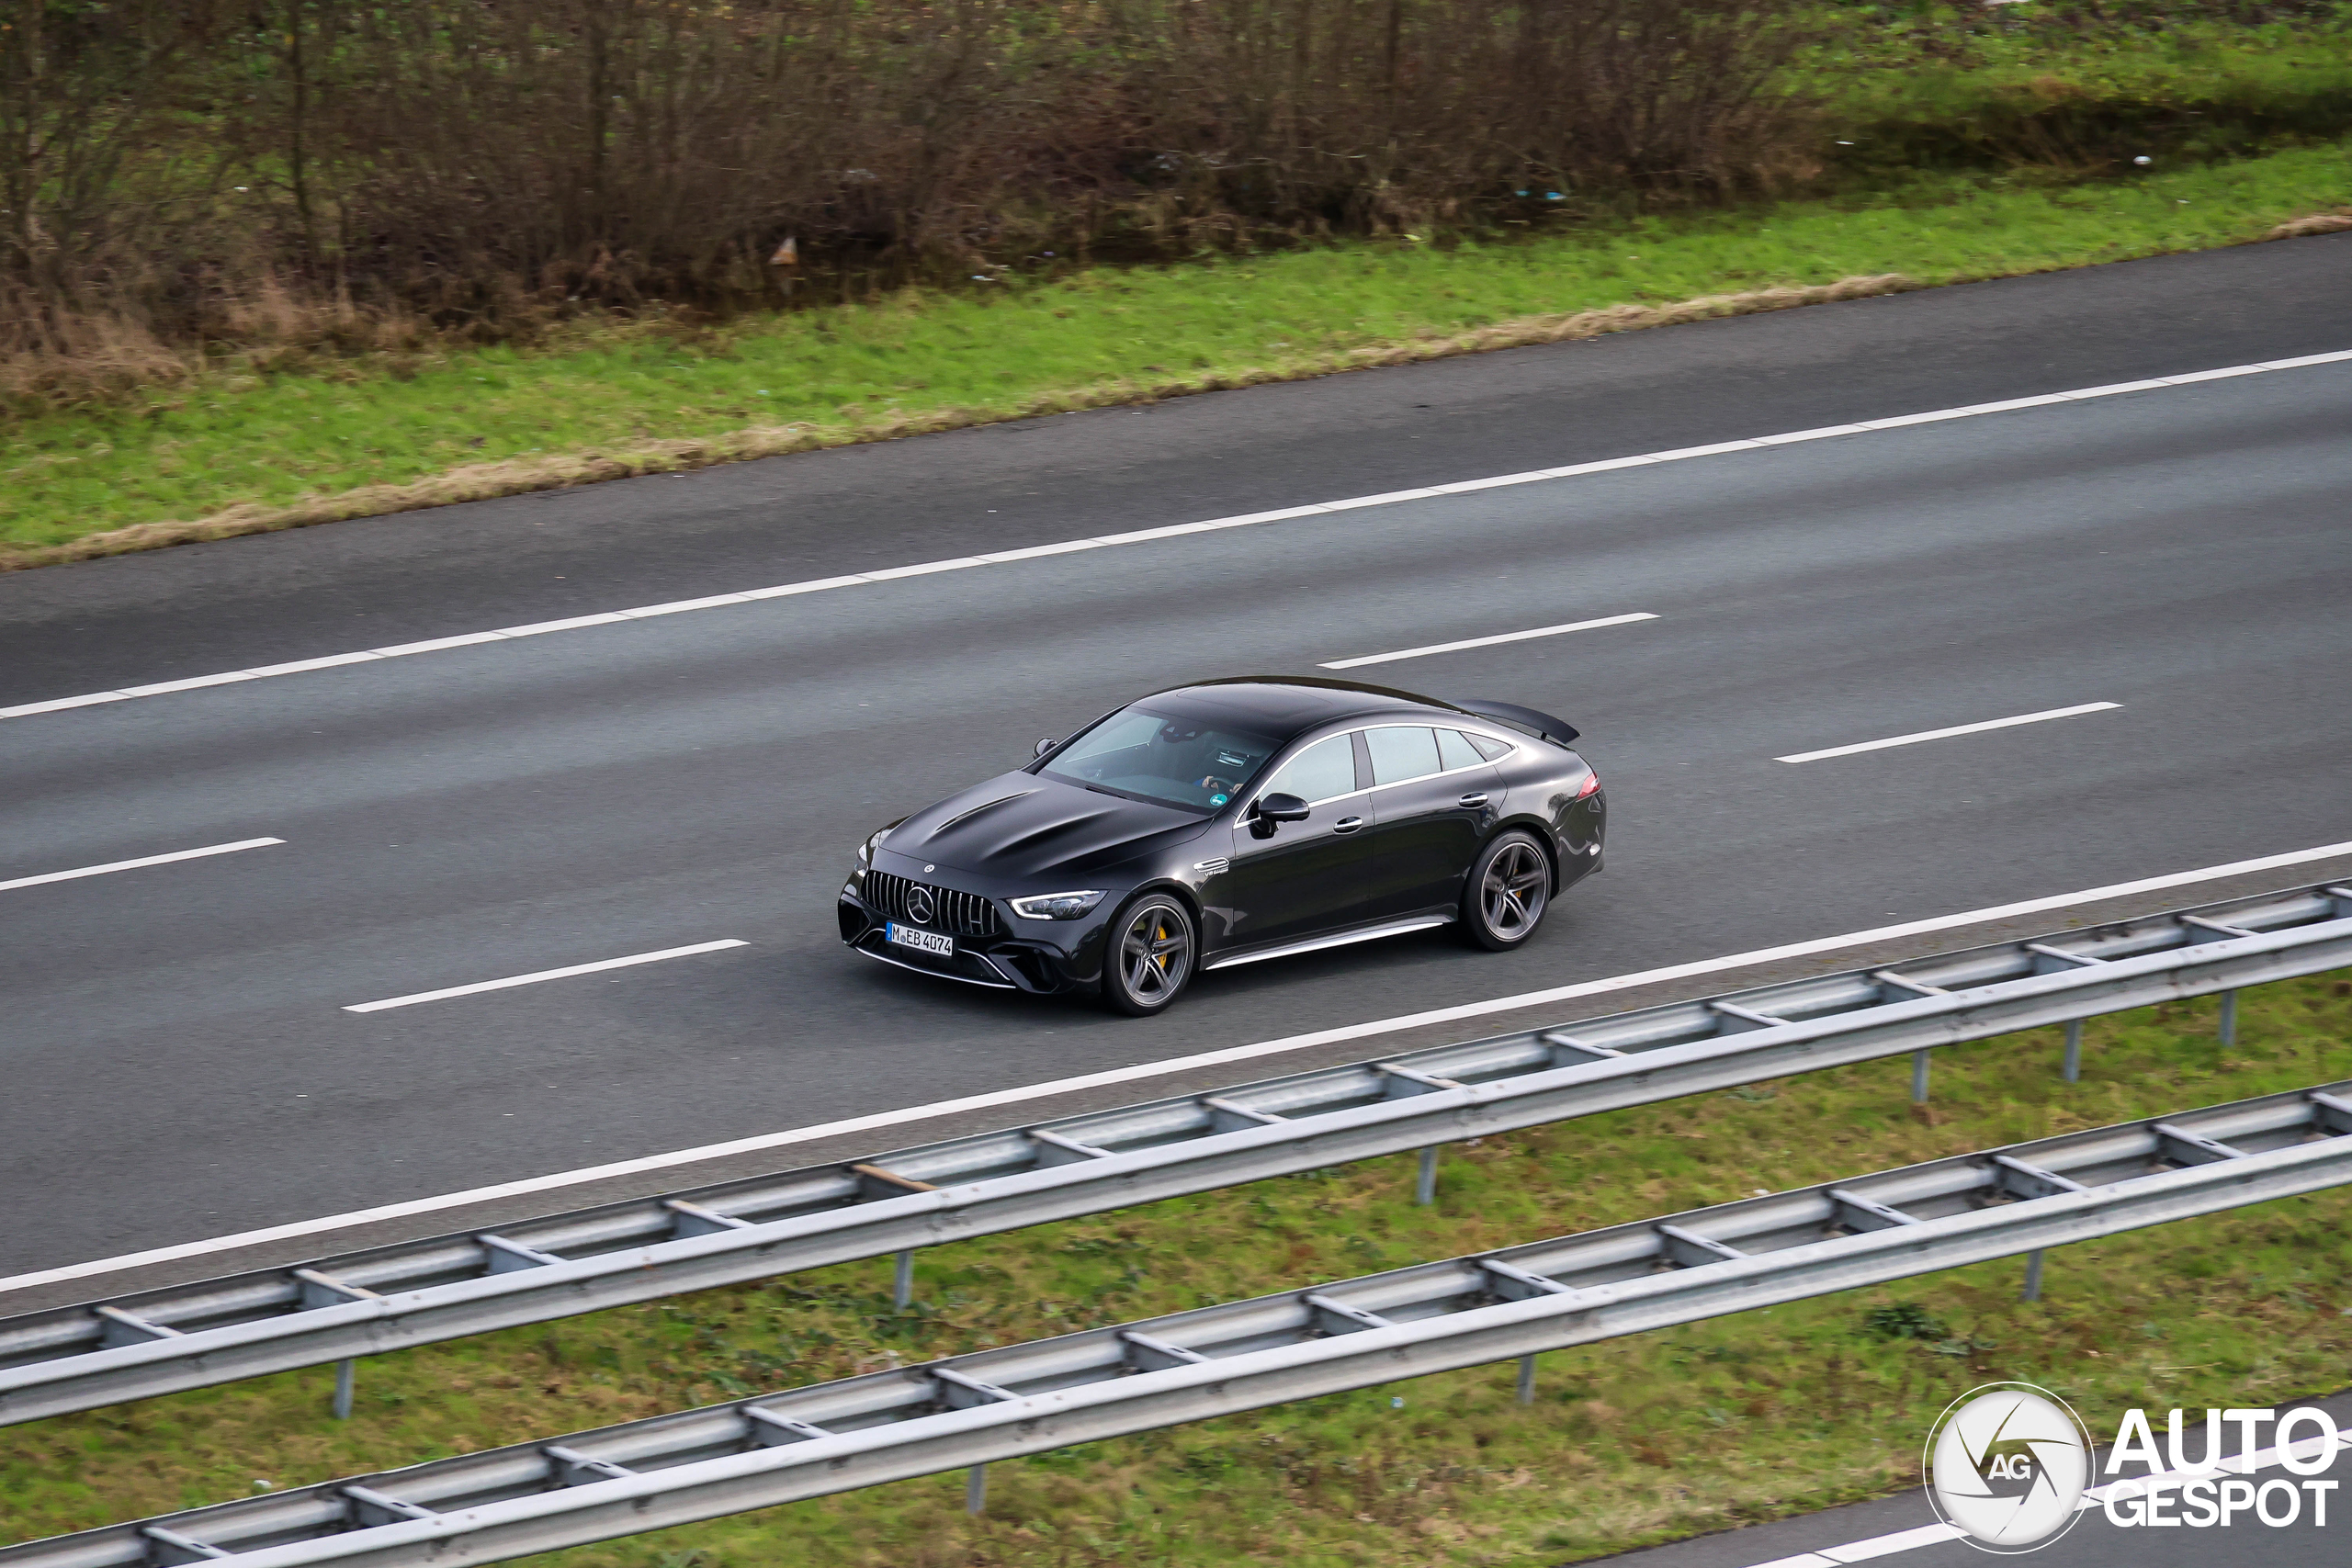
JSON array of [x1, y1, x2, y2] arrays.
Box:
[[837, 874, 1113, 995]]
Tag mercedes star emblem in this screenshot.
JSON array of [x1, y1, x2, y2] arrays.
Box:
[[907, 886, 935, 924]]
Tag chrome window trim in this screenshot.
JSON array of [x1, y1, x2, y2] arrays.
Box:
[[1242, 721, 1522, 814]]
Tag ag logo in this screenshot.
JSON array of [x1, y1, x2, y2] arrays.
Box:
[[1925, 1382, 2093, 1552], [906, 886, 935, 925]]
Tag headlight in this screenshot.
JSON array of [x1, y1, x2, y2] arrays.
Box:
[[1010, 889, 1106, 921], [855, 828, 889, 868]]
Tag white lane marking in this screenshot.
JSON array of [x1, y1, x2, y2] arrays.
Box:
[[6, 349, 2347, 725], [7, 836, 2349, 1298], [1776, 702, 2122, 764], [343, 940, 750, 1013], [1318, 612, 1659, 670], [0, 838, 285, 895], [1821, 1524, 1966, 1562], [1747, 1428, 2352, 1565]]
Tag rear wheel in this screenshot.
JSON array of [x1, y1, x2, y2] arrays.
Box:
[[1461, 830, 1551, 951], [1101, 893, 1196, 1015]]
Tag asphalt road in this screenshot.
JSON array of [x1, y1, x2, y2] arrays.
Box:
[[3, 234, 2349, 1295]]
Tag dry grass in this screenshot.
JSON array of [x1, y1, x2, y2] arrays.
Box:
[[2269, 208, 2352, 235], [0, 275, 1911, 572]]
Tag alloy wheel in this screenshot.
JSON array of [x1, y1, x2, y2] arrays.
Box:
[[1480, 840, 1549, 940], [1120, 901, 1193, 1003]]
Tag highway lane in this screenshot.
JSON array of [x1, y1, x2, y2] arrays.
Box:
[[3, 351, 2348, 1287], [2, 232, 2349, 708]]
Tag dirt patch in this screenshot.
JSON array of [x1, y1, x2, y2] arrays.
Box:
[[2267, 209, 2352, 238]]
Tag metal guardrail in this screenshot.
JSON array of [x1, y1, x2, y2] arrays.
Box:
[[11, 1078, 2350, 1568], [5, 881, 2348, 1427]]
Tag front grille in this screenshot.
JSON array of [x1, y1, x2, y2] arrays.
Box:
[[865, 871, 1003, 938]]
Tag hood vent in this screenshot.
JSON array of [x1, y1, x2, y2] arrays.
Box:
[[922, 790, 1038, 839]]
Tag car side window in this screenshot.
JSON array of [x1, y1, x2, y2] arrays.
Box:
[[1261, 733, 1357, 804], [1464, 731, 1514, 761], [1434, 728, 1486, 772], [1365, 726, 1442, 785]]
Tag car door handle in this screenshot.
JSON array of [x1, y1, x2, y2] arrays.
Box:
[[1332, 816, 1365, 834], [1456, 793, 1488, 808]]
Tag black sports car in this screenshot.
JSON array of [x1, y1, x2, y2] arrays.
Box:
[[838, 677, 1605, 1014]]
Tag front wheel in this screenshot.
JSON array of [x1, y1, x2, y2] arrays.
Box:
[[1460, 830, 1552, 951], [1101, 893, 1197, 1015]]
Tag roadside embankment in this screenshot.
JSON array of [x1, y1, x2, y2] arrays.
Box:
[[4, 977, 2347, 1565], [5, 140, 2347, 573]]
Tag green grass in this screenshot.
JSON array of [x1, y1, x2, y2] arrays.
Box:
[[1815, 6, 2352, 164], [6, 140, 2347, 562], [6, 976, 2349, 1565]]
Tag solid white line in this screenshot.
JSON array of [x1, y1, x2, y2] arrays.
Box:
[[1819, 1524, 1965, 1562], [4, 349, 2347, 725], [7, 836, 2350, 1299], [1318, 612, 1659, 670], [342, 940, 751, 1013], [0, 838, 285, 895], [1776, 702, 2122, 764]]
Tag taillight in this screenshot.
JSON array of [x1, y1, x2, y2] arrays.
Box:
[[1575, 771, 1601, 798]]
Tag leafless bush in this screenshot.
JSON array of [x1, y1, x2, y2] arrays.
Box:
[[0, 0, 1821, 405]]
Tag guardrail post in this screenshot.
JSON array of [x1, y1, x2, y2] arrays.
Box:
[[333, 1359, 356, 1420], [2219, 990, 2238, 1047], [965, 1463, 987, 1515], [1515, 1354, 1537, 1404], [2021, 1249, 2045, 1303], [893, 1250, 914, 1311], [1416, 1147, 1439, 1206], [1910, 1049, 1930, 1104], [2063, 1021, 2084, 1084]]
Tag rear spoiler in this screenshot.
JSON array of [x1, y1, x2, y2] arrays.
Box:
[[1452, 697, 1578, 747]]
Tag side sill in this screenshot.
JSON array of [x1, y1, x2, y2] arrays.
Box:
[[1204, 913, 1453, 973]]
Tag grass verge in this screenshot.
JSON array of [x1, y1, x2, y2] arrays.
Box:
[[6, 141, 2348, 571], [6, 976, 2349, 1565]]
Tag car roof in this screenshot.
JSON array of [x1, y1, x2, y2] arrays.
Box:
[[1140, 677, 1463, 739]]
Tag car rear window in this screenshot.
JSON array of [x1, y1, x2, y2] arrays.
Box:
[[1365, 726, 1442, 785], [1435, 728, 1487, 772]]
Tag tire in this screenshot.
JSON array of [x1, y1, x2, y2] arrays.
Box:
[[1460, 830, 1552, 951], [1101, 892, 1197, 1015]]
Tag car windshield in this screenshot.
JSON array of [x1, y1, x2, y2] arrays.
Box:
[[1042, 706, 1282, 812]]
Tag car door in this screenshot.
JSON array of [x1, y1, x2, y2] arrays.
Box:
[[1358, 725, 1500, 920], [1212, 731, 1379, 953]]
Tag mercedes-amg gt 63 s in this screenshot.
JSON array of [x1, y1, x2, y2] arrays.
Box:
[[838, 677, 1605, 1015]]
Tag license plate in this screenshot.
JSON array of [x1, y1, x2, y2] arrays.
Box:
[[887, 922, 954, 957]]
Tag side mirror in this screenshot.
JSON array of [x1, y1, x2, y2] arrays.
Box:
[[1034, 737, 1057, 759], [1254, 792, 1311, 824]]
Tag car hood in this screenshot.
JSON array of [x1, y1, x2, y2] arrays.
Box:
[[884, 773, 1208, 879]]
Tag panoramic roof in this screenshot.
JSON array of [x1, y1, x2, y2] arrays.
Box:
[[1145, 677, 1451, 735]]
